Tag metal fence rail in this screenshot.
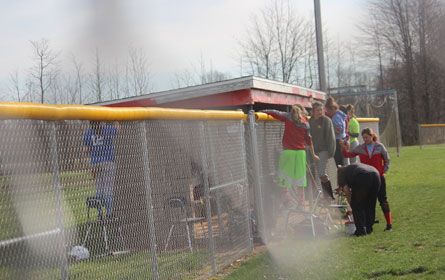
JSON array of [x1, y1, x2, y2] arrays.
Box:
[[0, 104, 252, 279], [418, 124, 445, 149]]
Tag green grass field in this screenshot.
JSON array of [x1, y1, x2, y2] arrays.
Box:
[[224, 145, 445, 279], [0, 249, 210, 279], [0, 170, 213, 279]]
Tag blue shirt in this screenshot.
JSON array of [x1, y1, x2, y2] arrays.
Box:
[[83, 126, 117, 164], [332, 110, 347, 139], [366, 142, 376, 157]]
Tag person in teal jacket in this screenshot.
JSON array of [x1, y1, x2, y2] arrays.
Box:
[[325, 96, 347, 167]]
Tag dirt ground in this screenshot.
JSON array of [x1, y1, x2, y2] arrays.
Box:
[[206, 242, 269, 280]]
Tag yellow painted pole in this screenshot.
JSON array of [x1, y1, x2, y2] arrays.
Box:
[[420, 124, 445, 128], [0, 102, 246, 121], [357, 118, 380, 123], [254, 112, 279, 121]]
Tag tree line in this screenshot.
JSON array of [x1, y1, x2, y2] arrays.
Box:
[[3, 0, 445, 144], [6, 40, 153, 105]]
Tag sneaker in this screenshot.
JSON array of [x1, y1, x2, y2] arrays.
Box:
[[384, 224, 392, 231], [366, 227, 373, 235], [354, 230, 367, 237]]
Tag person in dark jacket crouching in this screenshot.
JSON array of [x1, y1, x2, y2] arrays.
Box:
[[337, 163, 381, 236]]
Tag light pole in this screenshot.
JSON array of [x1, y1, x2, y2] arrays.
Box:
[[314, 0, 327, 93]]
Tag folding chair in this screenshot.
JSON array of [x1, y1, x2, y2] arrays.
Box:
[[164, 196, 206, 252], [283, 164, 321, 237], [82, 196, 125, 252], [315, 183, 349, 232], [284, 162, 350, 237]]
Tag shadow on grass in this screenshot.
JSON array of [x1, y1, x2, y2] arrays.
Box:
[[367, 266, 427, 278]]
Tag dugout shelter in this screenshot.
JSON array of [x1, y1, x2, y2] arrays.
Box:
[[93, 76, 326, 112]]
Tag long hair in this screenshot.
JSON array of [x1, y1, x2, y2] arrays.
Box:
[[362, 127, 378, 142], [325, 96, 338, 111], [294, 104, 308, 119], [291, 104, 304, 124], [346, 104, 356, 118]]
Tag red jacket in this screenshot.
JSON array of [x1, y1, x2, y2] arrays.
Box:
[[342, 142, 390, 176], [344, 115, 350, 141], [264, 110, 312, 151]]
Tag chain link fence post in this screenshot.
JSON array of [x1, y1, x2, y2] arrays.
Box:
[[139, 121, 159, 280], [418, 124, 422, 149], [247, 111, 266, 244], [239, 119, 254, 251], [50, 121, 68, 280], [207, 124, 225, 238], [199, 121, 216, 275]]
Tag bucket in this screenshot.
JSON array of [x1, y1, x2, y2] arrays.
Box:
[[345, 221, 356, 234]]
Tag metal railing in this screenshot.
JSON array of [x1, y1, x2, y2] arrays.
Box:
[[418, 124, 445, 149]]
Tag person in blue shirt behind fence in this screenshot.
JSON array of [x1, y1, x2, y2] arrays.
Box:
[[83, 121, 120, 220], [325, 96, 348, 167]]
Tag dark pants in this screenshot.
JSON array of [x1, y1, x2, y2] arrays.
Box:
[[350, 173, 381, 235], [334, 139, 344, 167], [378, 176, 390, 214]]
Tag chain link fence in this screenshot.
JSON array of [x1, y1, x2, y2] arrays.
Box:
[[0, 105, 252, 280], [0, 104, 355, 279], [418, 124, 445, 149]]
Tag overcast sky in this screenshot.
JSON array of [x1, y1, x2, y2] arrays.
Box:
[[0, 0, 366, 99]]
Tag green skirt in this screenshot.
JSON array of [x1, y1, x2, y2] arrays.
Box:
[[278, 149, 307, 188]]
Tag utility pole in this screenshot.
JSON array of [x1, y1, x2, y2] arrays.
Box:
[[314, 0, 327, 93]]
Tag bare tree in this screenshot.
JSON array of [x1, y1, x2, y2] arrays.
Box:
[[109, 58, 122, 100], [238, 0, 313, 83], [359, 15, 387, 90], [71, 54, 84, 104], [128, 45, 151, 95], [9, 70, 22, 102], [91, 47, 105, 102], [360, 0, 445, 144], [29, 38, 59, 103], [197, 53, 229, 84], [123, 62, 131, 98], [239, 10, 276, 80], [48, 71, 62, 104], [63, 74, 77, 104], [170, 53, 230, 89], [273, 0, 311, 83], [24, 78, 36, 103], [171, 69, 195, 89], [302, 26, 317, 88], [412, 0, 445, 123]]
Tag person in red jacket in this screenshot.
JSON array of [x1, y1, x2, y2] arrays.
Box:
[[263, 105, 319, 209], [340, 128, 392, 231]]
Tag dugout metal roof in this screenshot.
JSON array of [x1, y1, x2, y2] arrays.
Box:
[[92, 76, 326, 110]]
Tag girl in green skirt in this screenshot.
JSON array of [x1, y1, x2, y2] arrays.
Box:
[[263, 105, 319, 209]]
